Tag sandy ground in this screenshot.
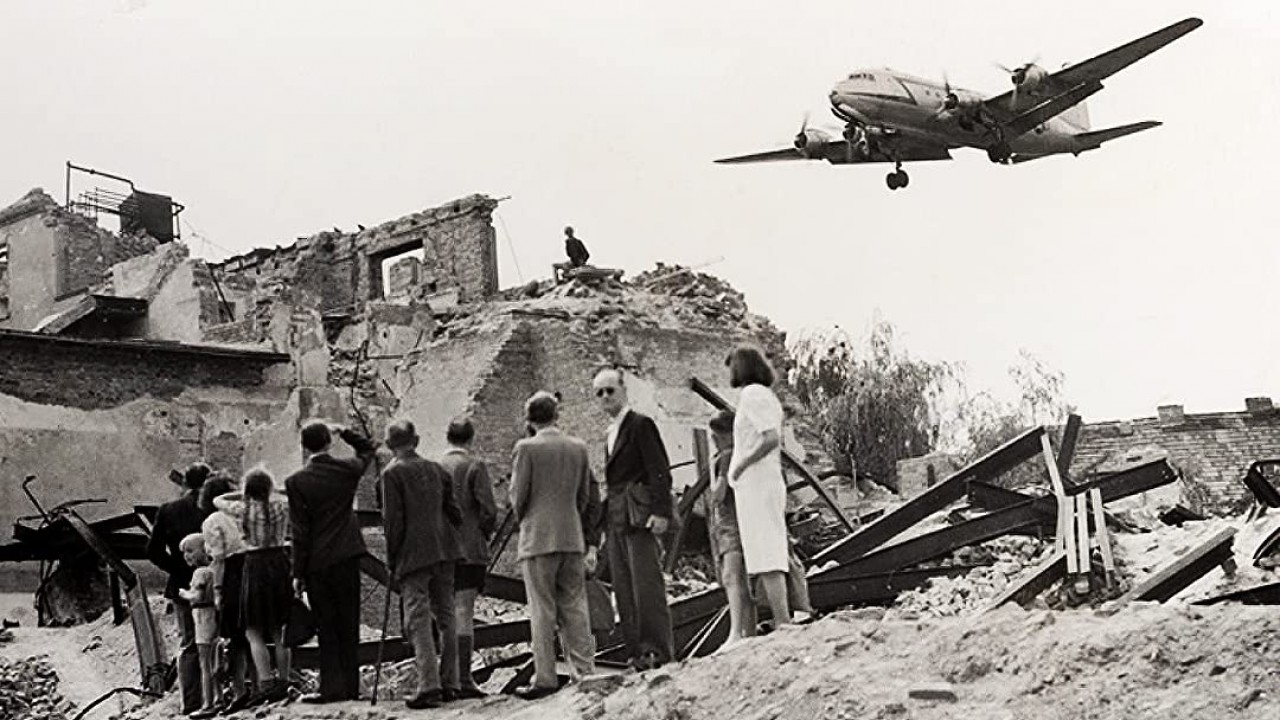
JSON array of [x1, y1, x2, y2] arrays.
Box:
[[91, 601, 1280, 720]]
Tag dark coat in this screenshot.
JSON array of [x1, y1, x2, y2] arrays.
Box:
[[284, 429, 376, 577], [603, 410, 674, 531], [381, 454, 464, 581], [438, 449, 498, 566], [566, 237, 590, 266], [146, 491, 207, 599]]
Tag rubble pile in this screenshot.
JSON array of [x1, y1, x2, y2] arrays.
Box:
[[892, 536, 1055, 617], [0, 656, 75, 720], [630, 263, 748, 323]]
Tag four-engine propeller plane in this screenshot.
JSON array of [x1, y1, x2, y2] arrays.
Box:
[[715, 18, 1203, 190]]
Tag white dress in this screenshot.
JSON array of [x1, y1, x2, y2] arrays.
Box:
[[728, 384, 789, 575]]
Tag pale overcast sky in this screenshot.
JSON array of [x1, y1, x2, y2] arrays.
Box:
[[2, 1, 1277, 423]]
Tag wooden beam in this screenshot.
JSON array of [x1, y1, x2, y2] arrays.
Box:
[[688, 377, 855, 533], [806, 564, 989, 611], [665, 429, 713, 573], [1073, 492, 1090, 594], [813, 498, 1055, 581], [1089, 487, 1116, 588], [984, 549, 1067, 611], [1114, 527, 1237, 605], [812, 426, 1047, 567], [1057, 414, 1082, 486]]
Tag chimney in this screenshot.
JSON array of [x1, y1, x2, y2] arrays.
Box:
[[1157, 404, 1185, 426], [1246, 397, 1274, 413]]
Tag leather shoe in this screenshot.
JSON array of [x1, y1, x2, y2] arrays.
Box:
[[454, 686, 487, 700], [299, 693, 341, 705], [405, 689, 445, 709], [514, 684, 560, 701]]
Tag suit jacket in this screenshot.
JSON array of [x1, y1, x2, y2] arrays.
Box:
[[381, 454, 464, 581], [285, 428, 376, 577], [603, 410, 674, 531], [146, 491, 207, 599], [438, 448, 498, 566], [510, 427, 597, 560]]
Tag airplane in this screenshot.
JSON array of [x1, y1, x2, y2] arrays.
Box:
[[715, 17, 1203, 190]]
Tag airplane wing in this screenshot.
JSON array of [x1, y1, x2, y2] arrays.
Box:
[[984, 17, 1202, 121], [715, 138, 951, 165]]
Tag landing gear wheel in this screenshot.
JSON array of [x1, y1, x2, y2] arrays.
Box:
[[885, 169, 909, 190], [987, 142, 1012, 164]]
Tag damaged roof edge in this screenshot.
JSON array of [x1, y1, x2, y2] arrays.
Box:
[[0, 328, 290, 363]]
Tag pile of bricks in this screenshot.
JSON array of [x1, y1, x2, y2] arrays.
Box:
[[0, 655, 74, 720]]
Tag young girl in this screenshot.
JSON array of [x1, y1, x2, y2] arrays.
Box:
[[177, 534, 219, 719], [216, 467, 292, 705]]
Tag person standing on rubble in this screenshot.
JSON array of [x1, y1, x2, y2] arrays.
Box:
[[510, 391, 599, 700], [199, 473, 254, 714], [285, 421, 377, 704], [437, 416, 498, 699], [591, 369, 676, 670], [215, 468, 293, 705], [381, 420, 465, 709], [724, 346, 792, 627], [147, 462, 212, 715], [708, 411, 755, 643]]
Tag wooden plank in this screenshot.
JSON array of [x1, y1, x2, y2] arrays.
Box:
[[1193, 581, 1280, 606], [1115, 527, 1237, 605], [665, 429, 713, 573], [688, 377, 855, 533], [806, 564, 988, 610], [984, 549, 1067, 612], [1041, 433, 1070, 557], [1057, 414, 1082, 486], [812, 426, 1046, 567], [694, 429, 722, 583], [1089, 487, 1116, 586], [813, 499, 1055, 581], [1074, 493, 1090, 575], [1061, 495, 1079, 575]]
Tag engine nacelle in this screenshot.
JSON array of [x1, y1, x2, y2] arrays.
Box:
[[1012, 63, 1048, 91], [793, 128, 832, 158]]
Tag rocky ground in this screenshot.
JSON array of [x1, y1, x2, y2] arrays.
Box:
[[4, 508, 1279, 720]]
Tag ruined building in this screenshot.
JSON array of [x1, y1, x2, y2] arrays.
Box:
[[0, 185, 792, 567]]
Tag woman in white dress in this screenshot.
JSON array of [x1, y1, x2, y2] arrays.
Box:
[[725, 345, 791, 627]]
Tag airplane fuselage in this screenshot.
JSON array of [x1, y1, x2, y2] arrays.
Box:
[[829, 68, 1083, 155]]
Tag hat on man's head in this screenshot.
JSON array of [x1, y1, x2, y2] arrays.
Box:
[[525, 391, 559, 425], [385, 420, 419, 449]]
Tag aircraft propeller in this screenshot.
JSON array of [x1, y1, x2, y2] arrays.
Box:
[[995, 55, 1040, 108], [792, 113, 811, 151]]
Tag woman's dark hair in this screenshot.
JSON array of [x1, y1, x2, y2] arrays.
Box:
[[726, 345, 776, 388], [241, 467, 278, 544], [199, 474, 236, 514], [446, 416, 476, 445]]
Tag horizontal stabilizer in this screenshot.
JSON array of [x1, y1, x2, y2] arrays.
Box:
[[1076, 120, 1162, 148]]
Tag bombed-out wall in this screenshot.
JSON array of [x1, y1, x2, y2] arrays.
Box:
[[0, 189, 157, 331], [0, 332, 293, 539]]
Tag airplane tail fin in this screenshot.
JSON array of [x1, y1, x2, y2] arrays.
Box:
[[1059, 100, 1091, 132], [1075, 120, 1161, 149]]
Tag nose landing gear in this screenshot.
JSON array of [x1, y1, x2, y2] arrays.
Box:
[[885, 162, 909, 190]]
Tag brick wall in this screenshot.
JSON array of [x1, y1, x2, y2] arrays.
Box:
[[0, 331, 286, 411], [1070, 403, 1280, 514]]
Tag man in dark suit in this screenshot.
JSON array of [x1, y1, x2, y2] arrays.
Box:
[[285, 422, 376, 704], [510, 391, 598, 699], [591, 369, 675, 670], [147, 463, 212, 715], [381, 420, 464, 709]]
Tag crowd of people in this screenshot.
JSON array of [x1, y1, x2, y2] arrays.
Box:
[[145, 344, 800, 712]]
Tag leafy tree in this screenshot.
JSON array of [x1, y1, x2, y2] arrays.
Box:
[[789, 321, 956, 489], [953, 349, 1072, 462]]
